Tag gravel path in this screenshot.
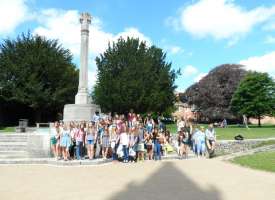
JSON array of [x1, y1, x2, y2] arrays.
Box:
[[0, 159, 274, 200]]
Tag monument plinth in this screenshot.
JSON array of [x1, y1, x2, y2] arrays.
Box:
[[63, 12, 100, 122]]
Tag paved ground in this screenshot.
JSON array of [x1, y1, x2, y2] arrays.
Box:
[[0, 159, 274, 200]]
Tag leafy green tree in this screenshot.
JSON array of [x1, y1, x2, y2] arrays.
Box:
[[230, 72, 275, 126], [0, 32, 78, 122], [93, 37, 177, 114]]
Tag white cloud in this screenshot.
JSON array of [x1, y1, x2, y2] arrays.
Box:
[[34, 9, 151, 55], [240, 52, 275, 77], [115, 27, 151, 46], [34, 9, 152, 88], [164, 45, 183, 55], [182, 65, 199, 76], [0, 0, 30, 35], [264, 35, 275, 44], [194, 72, 207, 82], [34, 9, 81, 55], [164, 16, 182, 31], [263, 20, 275, 31], [170, 46, 183, 54], [167, 0, 275, 41]]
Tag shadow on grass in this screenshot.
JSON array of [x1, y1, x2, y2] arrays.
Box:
[[108, 162, 221, 200]]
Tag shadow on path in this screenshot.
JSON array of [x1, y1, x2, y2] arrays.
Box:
[[108, 162, 221, 200]]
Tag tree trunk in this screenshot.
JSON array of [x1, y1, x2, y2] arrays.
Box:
[[258, 116, 261, 127]]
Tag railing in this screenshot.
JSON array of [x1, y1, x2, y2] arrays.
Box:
[[36, 123, 51, 129]]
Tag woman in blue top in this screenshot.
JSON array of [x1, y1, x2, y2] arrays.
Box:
[[60, 123, 71, 161]]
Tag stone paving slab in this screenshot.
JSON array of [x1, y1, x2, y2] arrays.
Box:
[[0, 159, 274, 200], [0, 153, 196, 165]]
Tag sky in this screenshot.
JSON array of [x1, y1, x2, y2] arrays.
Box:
[[1, 0, 275, 92]]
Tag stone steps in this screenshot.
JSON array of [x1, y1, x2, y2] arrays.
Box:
[[0, 145, 27, 151], [0, 134, 29, 158], [0, 151, 28, 159], [0, 138, 28, 142]]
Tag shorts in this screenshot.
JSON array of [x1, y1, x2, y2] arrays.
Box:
[[87, 140, 94, 145], [50, 136, 57, 145], [146, 144, 153, 151], [182, 140, 188, 145], [137, 143, 145, 152]]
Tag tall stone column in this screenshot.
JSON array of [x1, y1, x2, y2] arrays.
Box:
[[75, 13, 91, 104], [63, 12, 100, 122]]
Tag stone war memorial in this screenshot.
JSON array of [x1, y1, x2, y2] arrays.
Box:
[[63, 12, 100, 122]]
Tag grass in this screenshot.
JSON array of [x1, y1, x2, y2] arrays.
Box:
[[166, 123, 177, 133], [166, 123, 275, 140], [0, 126, 15, 133], [232, 151, 275, 173]]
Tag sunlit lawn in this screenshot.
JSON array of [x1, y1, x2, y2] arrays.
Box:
[[0, 127, 15, 133], [232, 151, 275, 173], [166, 123, 275, 140]]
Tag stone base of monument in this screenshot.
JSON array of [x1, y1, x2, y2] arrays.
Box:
[[63, 104, 100, 122]]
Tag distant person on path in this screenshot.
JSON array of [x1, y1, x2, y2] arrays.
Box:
[[243, 115, 249, 129], [206, 124, 216, 153], [221, 119, 227, 128]]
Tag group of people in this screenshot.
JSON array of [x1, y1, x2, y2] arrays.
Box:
[[50, 111, 217, 162], [176, 117, 216, 158], [50, 112, 174, 162]]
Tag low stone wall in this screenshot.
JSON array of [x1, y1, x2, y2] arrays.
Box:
[[27, 133, 51, 158], [215, 138, 275, 155]]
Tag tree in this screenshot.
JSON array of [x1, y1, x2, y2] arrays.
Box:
[[0, 32, 79, 122], [183, 64, 247, 121], [230, 72, 275, 126], [93, 37, 177, 114]]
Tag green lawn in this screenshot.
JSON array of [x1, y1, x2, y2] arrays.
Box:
[[166, 123, 275, 140], [0, 126, 15, 133], [232, 151, 275, 173]]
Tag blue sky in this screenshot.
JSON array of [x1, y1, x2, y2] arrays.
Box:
[[1, 0, 275, 92]]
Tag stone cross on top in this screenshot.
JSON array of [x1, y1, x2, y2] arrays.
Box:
[[80, 13, 91, 32]]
